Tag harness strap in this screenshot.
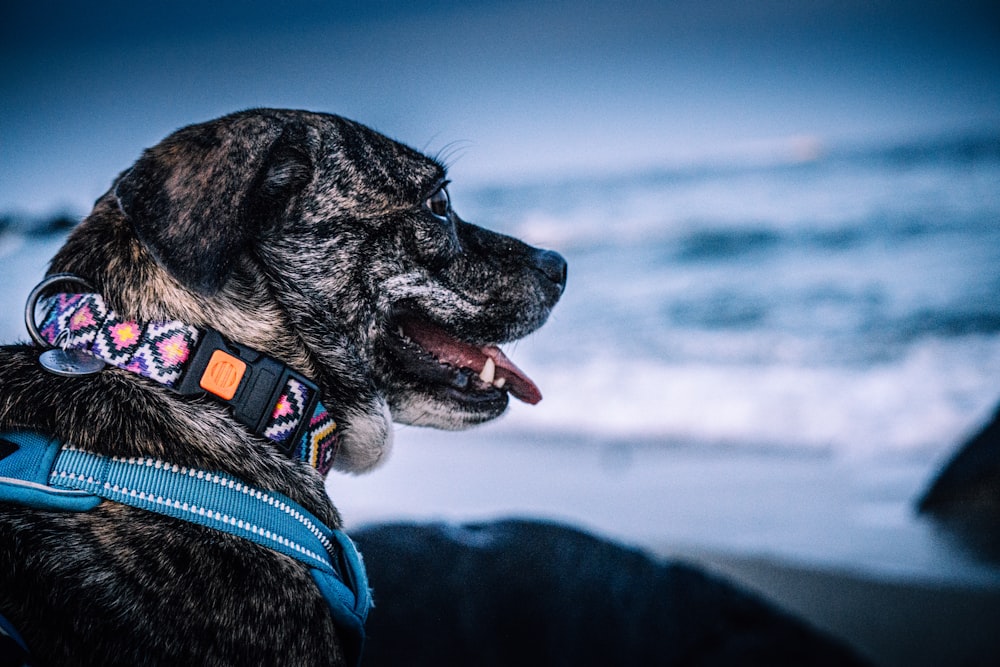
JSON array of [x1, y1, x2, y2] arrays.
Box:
[[35, 292, 340, 474], [0, 610, 32, 665], [0, 431, 370, 666]]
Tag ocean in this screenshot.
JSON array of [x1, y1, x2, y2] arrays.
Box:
[[462, 133, 1000, 460], [3, 131, 999, 583]]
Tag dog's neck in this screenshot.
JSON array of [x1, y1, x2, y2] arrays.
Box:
[[44, 194, 393, 474]]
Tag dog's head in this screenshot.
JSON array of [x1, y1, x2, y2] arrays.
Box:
[[61, 109, 565, 473]]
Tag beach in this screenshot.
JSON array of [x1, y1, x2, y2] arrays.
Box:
[[333, 426, 1000, 666], [4, 3, 1000, 663], [4, 131, 1000, 665]]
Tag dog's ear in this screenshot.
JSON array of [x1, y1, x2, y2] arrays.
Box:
[[115, 119, 313, 295]]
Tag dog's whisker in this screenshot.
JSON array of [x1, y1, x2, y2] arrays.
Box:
[[425, 139, 472, 170]]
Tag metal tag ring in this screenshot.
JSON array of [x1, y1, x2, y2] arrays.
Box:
[[23, 273, 95, 348]]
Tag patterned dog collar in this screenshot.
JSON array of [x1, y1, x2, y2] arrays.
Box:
[[33, 289, 340, 475]]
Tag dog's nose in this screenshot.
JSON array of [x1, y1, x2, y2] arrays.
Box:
[[534, 249, 568, 290]]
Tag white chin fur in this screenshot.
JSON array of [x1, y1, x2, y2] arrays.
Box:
[[331, 399, 394, 474], [390, 394, 503, 431]]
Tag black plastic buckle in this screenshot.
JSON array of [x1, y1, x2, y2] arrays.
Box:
[[174, 329, 321, 456]]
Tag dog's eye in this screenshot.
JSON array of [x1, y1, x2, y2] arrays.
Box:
[[425, 187, 452, 220]]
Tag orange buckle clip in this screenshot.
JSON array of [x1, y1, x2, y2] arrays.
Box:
[[199, 349, 247, 401]]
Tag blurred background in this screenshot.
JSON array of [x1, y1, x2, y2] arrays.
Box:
[[3, 2, 1000, 659]]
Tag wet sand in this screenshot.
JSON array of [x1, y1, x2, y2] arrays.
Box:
[[686, 550, 1000, 667]]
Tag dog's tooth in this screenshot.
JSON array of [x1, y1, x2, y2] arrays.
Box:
[[493, 377, 506, 389], [479, 357, 496, 384]]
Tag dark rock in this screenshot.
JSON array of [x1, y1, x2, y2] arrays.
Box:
[[351, 518, 870, 666], [918, 403, 1000, 560]]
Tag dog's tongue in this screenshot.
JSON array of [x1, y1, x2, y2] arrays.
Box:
[[401, 318, 543, 405], [482, 345, 542, 405]]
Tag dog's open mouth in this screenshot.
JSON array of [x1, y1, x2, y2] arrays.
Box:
[[391, 314, 542, 405]]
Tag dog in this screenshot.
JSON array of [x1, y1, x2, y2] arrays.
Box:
[[0, 108, 566, 665]]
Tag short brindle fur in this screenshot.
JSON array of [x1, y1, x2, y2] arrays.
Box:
[[0, 109, 566, 665]]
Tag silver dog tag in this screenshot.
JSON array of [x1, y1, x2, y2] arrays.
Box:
[[39, 348, 107, 376]]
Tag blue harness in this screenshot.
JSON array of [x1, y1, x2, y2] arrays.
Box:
[[0, 430, 371, 666]]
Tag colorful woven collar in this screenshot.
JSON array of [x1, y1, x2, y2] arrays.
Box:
[[35, 291, 340, 475]]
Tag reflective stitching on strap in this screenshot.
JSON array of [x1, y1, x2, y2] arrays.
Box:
[[0, 431, 370, 666], [49, 448, 337, 569]]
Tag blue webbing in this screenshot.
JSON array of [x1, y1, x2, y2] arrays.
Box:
[[0, 431, 369, 665]]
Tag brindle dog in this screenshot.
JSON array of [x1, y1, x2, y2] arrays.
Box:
[[0, 109, 566, 665]]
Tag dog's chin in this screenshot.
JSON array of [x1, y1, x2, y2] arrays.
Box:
[[327, 373, 511, 475], [388, 385, 511, 431], [381, 339, 513, 429]]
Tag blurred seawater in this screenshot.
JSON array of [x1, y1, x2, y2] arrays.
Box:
[[456, 133, 1000, 462]]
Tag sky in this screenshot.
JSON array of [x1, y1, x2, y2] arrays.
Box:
[[2, 0, 998, 215]]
